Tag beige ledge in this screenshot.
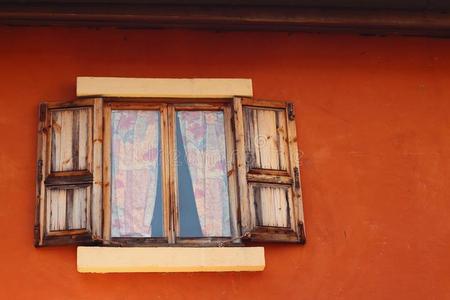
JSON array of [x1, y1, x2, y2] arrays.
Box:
[[76, 77, 253, 98], [77, 246, 265, 273]]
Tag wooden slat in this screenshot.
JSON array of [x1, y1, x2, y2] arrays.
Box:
[[102, 103, 112, 242], [241, 97, 287, 108], [167, 105, 177, 243], [286, 106, 306, 242], [51, 111, 61, 172], [78, 108, 88, 170], [91, 98, 103, 238], [44, 171, 92, 186], [35, 103, 48, 246], [51, 107, 91, 172], [61, 110, 74, 171], [66, 189, 74, 229], [86, 186, 92, 231], [47, 189, 67, 231], [244, 107, 288, 171], [232, 97, 252, 233], [160, 104, 171, 242], [246, 173, 292, 185], [224, 106, 240, 242]]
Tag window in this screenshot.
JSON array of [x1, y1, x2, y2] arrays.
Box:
[[35, 97, 305, 247]]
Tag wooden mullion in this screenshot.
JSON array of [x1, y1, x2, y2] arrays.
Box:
[[160, 104, 172, 243], [167, 104, 177, 243], [102, 103, 112, 243], [91, 98, 103, 239]]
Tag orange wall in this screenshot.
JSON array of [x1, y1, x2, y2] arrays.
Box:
[[0, 26, 449, 300]]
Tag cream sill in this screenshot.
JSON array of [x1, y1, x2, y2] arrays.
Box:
[[77, 246, 265, 273]]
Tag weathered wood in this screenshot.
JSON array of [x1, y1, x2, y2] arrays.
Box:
[[35, 103, 48, 247], [223, 106, 241, 243], [102, 103, 112, 242], [46, 187, 89, 232], [232, 97, 252, 233], [66, 188, 74, 229], [237, 98, 305, 243], [172, 103, 226, 111], [241, 97, 286, 109], [37, 98, 103, 247], [108, 102, 163, 110], [167, 105, 177, 243], [44, 171, 92, 186], [243, 107, 288, 171], [246, 173, 292, 185], [286, 104, 306, 242], [160, 104, 171, 242], [50, 107, 91, 172], [91, 98, 103, 238], [250, 184, 292, 228]]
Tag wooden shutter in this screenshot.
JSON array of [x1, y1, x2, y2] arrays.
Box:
[[35, 98, 103, 247], [233, 97, 305, 243]]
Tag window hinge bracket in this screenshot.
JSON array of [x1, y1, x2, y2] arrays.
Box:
[[293, 167, 300, 189], [37, 159, 43, 183], [287, 102, 295, 120], [39, 103, 47, 122], [297, 221, 306, 244]]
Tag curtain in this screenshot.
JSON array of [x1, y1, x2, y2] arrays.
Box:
[[111, 110, 162, 237], [177, 111, 231, 237]]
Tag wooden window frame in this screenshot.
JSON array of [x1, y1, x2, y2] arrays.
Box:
[[35, 95, 306, 247], [102, 99, 241, 247]]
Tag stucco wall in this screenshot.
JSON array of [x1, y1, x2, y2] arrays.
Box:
[[0, 27, 449, 299]]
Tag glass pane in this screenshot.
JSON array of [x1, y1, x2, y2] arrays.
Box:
[[111, 110, 164, 237], [176, 111, 231, 238]]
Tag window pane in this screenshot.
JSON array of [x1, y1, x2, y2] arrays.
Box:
[[176, 111, 231, 238], [111, 110, 163, 237]]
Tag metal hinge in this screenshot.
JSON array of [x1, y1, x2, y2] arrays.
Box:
[[33, 224, 40, 248], [297, 221, 306, 245], [293, 167, 300, 189], [37, 159, 43, 183], [39, 103, 47, 122], [287, 102, 295, 120]]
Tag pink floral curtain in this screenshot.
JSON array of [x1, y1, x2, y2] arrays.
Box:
[[111, 110, 161, 237], [177, 111, 231, 237]]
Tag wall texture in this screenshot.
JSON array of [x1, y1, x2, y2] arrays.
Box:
[[0, 27, 449, 300]]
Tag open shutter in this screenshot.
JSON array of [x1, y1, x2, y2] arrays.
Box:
[[35, 98, 103, 247], [233, 97, 305, 243]]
